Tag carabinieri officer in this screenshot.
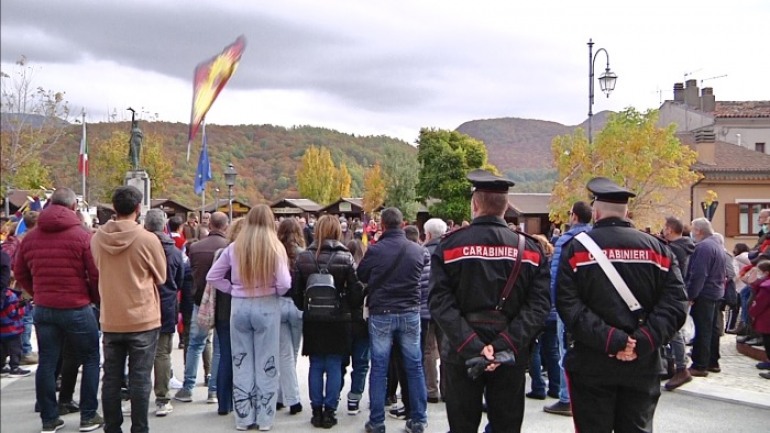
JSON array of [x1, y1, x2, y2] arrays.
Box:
[[429, 169, 550, 433], [557, 177, 686, 433]]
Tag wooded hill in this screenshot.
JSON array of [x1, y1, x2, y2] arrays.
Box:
[[44, 120, 414, 207], [457, 111, 612, 191]]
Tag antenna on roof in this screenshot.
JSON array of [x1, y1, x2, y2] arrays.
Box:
[[700, 74, 728, 87], [684, 68, 702, 81]]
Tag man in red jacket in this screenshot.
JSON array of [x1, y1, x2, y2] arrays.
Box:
[[14, 188, 103, 433]]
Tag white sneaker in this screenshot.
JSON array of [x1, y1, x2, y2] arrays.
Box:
[[169, 377, 183, 389], [206, 392, 218, 404], [155, 401, 173, 417], [121, 401, 131, 415]]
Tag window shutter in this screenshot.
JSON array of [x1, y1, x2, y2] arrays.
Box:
[[724, 203, 740, 237]]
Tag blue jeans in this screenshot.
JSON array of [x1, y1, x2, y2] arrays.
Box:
[[368, 312, 427, 427], [348, 334, 370, 401], [22, 304, 33, 355], [529, 320, 560, 396], [183, 305, 214, 392], [34, 305, 100, 424], [309, 354, 344, 410], [216, 319, 233, 414], [102, 329, 159, 433], [556, 317, 570, 404], [740, 287, 751, 323], [230, 296, 281, 429], [279, 297, 302, 406]]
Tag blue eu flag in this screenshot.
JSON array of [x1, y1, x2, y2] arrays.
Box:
[[194, 126, 212, 195]]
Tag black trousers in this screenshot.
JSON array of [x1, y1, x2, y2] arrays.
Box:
[[567, 372, 660, 433], [0, 335, 22, 369], [690, 298, 720, 369], [444, 361, 525, 433]]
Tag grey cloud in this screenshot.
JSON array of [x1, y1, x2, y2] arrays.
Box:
[[0, 1, 442, 112]]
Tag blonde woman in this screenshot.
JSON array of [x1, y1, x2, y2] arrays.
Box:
[[207, 206, 290, 431]]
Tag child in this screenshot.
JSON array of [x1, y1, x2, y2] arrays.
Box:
[[749, 260, 770, 379], [1, 285, 31, 378]]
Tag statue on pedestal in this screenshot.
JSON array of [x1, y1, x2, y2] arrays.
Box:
[[127, 107, 143, 171]]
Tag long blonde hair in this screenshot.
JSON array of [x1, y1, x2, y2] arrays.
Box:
[[234, 205, 287, 291]]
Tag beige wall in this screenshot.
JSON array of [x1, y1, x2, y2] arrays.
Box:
[[658, 102, 714, 132], [692, 181, 770, 250]]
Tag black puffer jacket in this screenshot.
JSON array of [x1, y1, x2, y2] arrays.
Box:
[[293, 240, 364, 356]]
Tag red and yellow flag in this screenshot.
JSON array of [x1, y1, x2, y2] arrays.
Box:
[[187, 35, 247, 160]]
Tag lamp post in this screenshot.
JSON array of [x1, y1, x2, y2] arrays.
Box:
[[224, 163, 237, 221], [588, 38, 618, 143]]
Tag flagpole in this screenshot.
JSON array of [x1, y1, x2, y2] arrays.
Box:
[[81, 112, 86, 205], [200, 120, 206, 223]]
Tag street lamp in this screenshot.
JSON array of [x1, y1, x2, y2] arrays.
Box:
[[588, 38, 618, 143], [214, 187, 220, 213], [224, 163, 237, 221]]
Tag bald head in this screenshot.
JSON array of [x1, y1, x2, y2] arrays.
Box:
[[210, 212, 229, 231], [50, 188, 77, 209]]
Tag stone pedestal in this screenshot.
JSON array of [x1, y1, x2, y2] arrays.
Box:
[[125, 170, 151, 220]]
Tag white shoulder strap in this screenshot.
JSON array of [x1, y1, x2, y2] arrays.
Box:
[[574, 232, 642, 312]]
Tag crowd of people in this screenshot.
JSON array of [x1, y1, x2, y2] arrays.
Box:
[[1, 178, 769, 433]]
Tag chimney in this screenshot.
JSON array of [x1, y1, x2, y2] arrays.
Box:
[[694, 128, 716, 165], [673, 82, 685, 103], [684, 79, 700, 109], [701, 87, 716, 112]]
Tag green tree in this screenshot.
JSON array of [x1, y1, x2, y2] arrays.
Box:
[[550, 108, 701, 229], [89, 131, 172, 202], [0, 56, 69, 196], [382, 144, 420, 221], [363, 163, 386, 215], [416, 128, 497, 222]]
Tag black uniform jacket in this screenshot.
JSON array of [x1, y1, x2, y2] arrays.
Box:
[[428, 215, 551, 365], [557, 217, 687, 376]]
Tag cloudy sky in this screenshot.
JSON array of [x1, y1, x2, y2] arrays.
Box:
[[2, 0, 768, 144]]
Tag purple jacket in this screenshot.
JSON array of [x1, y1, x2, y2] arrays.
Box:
[[685, 234, 726, 301], [207, 244, 291, 298]]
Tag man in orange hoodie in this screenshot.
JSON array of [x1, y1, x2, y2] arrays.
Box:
[[91, 186, 167, 433]]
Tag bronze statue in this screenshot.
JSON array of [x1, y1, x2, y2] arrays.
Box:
[[127, 107, 143, 171]]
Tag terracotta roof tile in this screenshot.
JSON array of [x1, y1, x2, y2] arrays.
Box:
[[692, 140, 770, 173], [714, 101, 770, 118]]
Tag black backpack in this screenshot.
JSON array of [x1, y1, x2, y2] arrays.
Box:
[[304, 252, 346, 321]]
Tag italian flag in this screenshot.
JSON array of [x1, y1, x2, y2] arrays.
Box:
[[78, 119, 88, 175]]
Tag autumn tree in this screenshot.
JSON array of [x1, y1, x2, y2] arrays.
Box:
[[550, 107, 701, 229], [381, 144, 420, 221], [296, 145, 351, 204], [0, 56, 67, 195], [89, 130, 172, 202], [416, 128, 498, 222], [362, 162, 386, 215], [335, 162, 352, 199]]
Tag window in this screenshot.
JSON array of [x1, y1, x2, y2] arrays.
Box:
[[756, 142, 766, 153], [726, 202, 770, 236]]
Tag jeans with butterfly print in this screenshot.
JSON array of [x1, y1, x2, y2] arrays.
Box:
[[230, 296, 281, 429]]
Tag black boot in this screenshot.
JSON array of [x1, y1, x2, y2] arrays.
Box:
[[311, 407, 323, 428], [322, 408, 338, 429]]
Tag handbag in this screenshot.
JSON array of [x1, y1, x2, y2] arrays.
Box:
[[197, 248, 225, 330], [197, 283, 217, 330]]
